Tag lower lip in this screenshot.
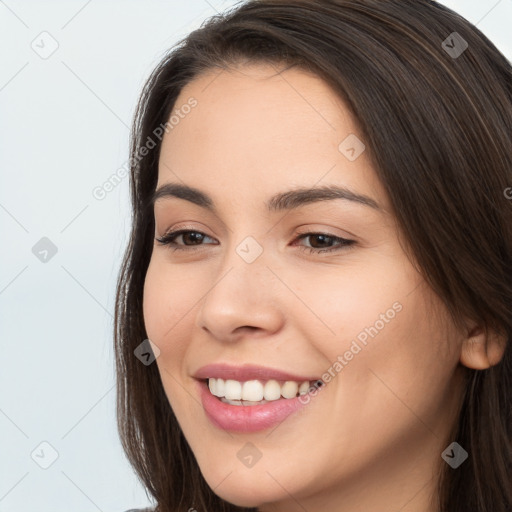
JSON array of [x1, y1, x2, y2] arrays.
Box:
[[197, 380, 311, 433]]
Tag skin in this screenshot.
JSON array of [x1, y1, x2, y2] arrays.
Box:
[[142, 63, 506, 512]]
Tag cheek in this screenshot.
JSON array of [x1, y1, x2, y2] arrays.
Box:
[[142, 260, 199, 414], [142, 258, 200, 359], [336, 285, 459, 425], [142, 262, 166, 344], [311, 260, 456, 409], [291, 262, 405, 352]]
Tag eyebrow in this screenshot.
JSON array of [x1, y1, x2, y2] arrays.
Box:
[[151, 182, 382, 213]]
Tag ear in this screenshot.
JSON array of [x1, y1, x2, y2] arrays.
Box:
[[460, 324, 508, 370]]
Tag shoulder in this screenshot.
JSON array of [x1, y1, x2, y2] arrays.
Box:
[[124, 508, 155, 512]]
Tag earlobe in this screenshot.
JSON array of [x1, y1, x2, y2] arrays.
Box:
[[486, 328, 508, 366], [460, 325, 507, 370]]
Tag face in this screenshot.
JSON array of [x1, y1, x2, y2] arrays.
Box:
[[142, 63, 467, 511]]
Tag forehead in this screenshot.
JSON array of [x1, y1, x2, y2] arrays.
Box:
[[157, 63, 388, 212]]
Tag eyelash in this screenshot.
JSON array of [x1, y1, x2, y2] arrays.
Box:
[[155, 229, 355, 255]]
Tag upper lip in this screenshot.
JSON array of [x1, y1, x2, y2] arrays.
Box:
[[193, 363, 319, 383]]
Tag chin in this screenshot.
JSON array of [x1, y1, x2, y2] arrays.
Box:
[[199, 466, 290, 508]]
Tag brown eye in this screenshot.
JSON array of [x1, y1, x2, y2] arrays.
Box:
[[155, 230, 217, 250], [294, 232, 355, 254]]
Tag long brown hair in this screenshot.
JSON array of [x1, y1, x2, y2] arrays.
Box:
[[114, 1, 512, 510]]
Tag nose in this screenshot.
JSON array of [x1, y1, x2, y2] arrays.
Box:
[[195, 244, 285, 343]]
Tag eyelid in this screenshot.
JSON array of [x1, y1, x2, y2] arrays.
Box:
[[294, 224, 357, 240], [158, 222, 355, 241], [157, 222, 214, 238]]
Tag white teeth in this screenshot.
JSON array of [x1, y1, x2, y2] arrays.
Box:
[[299, 381, 310, 395], [264, 380, 282, 401], [215, 378, 225, 397], [224, 379, 242, 400], [207, 377, 313, 402], [281, 381, 299, 399], [242, 380, 264, 401]]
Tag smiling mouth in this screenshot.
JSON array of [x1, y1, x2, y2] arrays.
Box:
[[196, 376, 324, 432], [204, 377, 323, 406]]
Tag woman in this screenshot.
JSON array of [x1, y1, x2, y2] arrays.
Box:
[[115, 1, 512, 511]]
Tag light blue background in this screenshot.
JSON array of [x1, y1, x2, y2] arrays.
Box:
[[1, 1, 511, 511]]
